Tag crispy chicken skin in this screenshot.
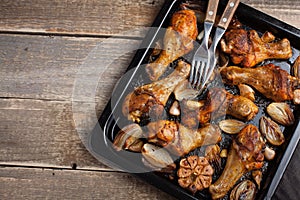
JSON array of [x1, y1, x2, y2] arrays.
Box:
[[147, 120, 222, 156], [122, 61, 190, 123], [146, 9, 198, 81], [221, 64, 300, 102], [181, 88, 258, 128], [220, 28, 292, 68], [209, 125, 265, 199]]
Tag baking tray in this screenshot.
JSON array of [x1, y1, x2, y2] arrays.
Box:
[[87, 0, 300, 199]]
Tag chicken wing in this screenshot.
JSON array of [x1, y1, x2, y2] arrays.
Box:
[[220, 28, 292, 68], [147, 120, 222, 156], [146, 9, 198, 81], [209, 124, 265, 199], [221, 64, 300, 102], [181, 88, 258, 128], [122, 60, 190, 123]]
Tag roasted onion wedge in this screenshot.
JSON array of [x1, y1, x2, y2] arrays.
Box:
[[260, 116, 285, 146], [230, 180, 256, 200], [219, 119, 246, 134], [267, 103, 295, 126]]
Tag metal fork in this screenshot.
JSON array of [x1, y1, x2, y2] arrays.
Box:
[[189, 0, 219, 87], [190, 0, 240, 89]]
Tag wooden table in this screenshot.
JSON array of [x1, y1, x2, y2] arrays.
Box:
[[0, 0, 299, 199]]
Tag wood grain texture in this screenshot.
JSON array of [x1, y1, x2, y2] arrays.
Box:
[[0, 34, 140, 101], [0, 98, 105, 170], [0, 0, 164, 37], [0, 167, 175, 200], [0, 0, 299, 37]]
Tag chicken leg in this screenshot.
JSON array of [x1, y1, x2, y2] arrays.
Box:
[[209, 124, 265, 199], [122, 60, 190, 123], [147, 120, 222, 156], [221, 64, 300, 102], [146, 9, 198, 81]]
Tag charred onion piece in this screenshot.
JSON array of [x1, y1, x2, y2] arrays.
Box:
[[145, 9, 198, 81], [113, 124, 144, 152], [209, 125, 265, 199], [260, 116, 285, 146], [267, 103, 295, 126], [221, 64, 300, 102], [292, 56, 300, 79], [122, 60, 190, 123], [219, 119, 246, 134], [230, 180, 256, 200], [141, 143, 176, 171], [178, 156, 214, 194], [147, 120, 222, 156], [220, 27, 292, 68]]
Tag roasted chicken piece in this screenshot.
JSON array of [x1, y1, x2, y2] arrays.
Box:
[[221, 64, 300, 102], [146, 9, 198, 81], [220, 28, 292, 68], [147, 120, 222, 156], [181, 88, 258, 128], [122, 61, 190, 123], [209, 125, 265, 199]]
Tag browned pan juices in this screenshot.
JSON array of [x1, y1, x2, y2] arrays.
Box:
[[88, 0, 300, 199]]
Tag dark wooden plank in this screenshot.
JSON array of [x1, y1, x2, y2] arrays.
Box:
[[0, 0, 298, 37], [0, 98, 106, 169], [0, 0, 165, 37], [0, 167, 175, 200], [0, 34, 140, 101], [243, 0, 300, 28]]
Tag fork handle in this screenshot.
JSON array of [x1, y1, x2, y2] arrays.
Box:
[[218, 0, 240, 30], [205, 0, 220, 23]]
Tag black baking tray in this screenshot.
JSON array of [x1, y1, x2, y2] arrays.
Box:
[[87, 0, 300, 199]]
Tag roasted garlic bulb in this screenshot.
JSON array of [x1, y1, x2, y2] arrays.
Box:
[[177, 156, 214, 194]]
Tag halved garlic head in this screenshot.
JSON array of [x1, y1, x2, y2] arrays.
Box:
[[260, 116, 285, 146], [266, 103, 295, 126]]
